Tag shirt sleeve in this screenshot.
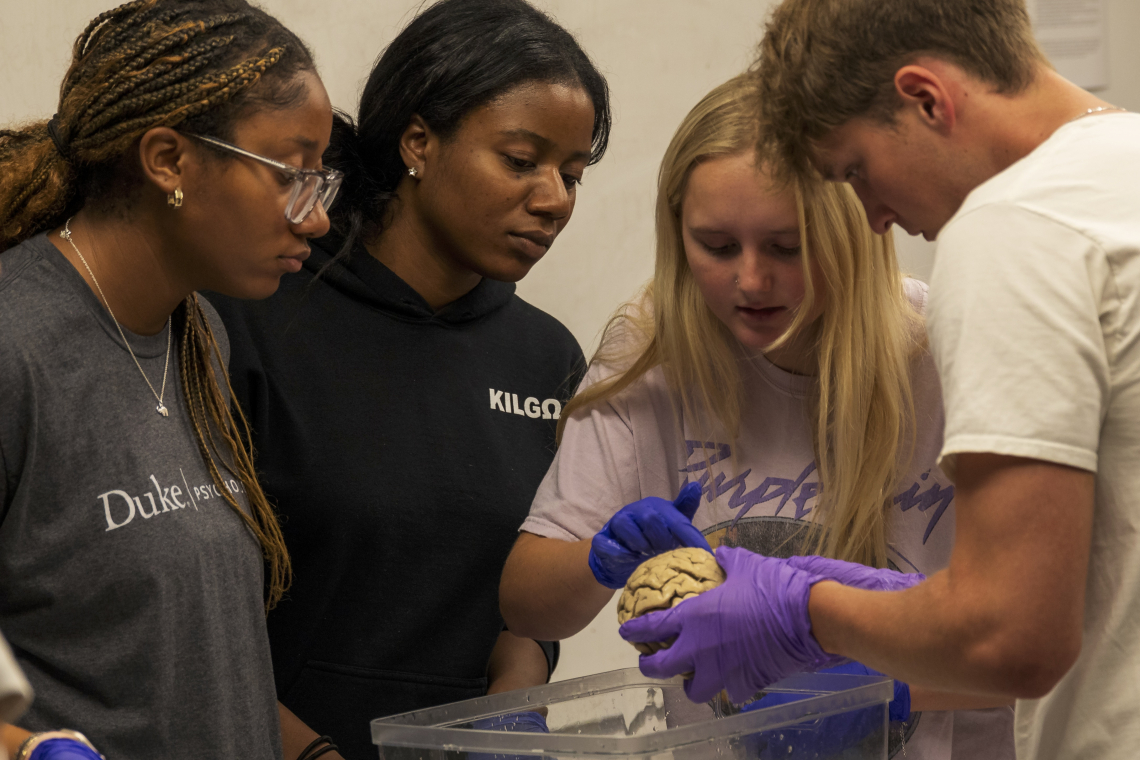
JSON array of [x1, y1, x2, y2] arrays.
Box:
[[520, 364, 646, 542], [928, 202, 1112, 476]]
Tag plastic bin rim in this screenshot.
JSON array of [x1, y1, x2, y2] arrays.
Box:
[[370, 667, 893, 756]]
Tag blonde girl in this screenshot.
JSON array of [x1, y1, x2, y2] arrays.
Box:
[[499, 73, 1014, 760]]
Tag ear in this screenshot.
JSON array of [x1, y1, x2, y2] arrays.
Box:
[[137, 127, 189, 196], [894, 65, 957, 134], [398, 114, 434, 174]]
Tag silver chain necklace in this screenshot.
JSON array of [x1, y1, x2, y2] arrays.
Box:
[[1070, 105, 1128, 124], [61, 218, 172, 417]]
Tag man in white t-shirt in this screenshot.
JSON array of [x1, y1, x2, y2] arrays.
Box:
[[709, 1, 1140, 758]]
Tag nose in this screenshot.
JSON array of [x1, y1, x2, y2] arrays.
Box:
[[850, 185, 897, 235], [526, 168, 572, 221], [736, 250, 776, 293], [292, 197, 331, 238]]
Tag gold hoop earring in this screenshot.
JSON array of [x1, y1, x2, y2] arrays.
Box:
[[408, 167, 419, 178], [167, 188, 183, 208]]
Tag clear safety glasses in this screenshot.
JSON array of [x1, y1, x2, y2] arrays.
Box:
[[187, 133, 343, 224]]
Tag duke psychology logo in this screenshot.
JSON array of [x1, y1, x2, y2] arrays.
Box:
[[97, 469, 245, 531]]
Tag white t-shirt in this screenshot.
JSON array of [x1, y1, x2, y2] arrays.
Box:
[[524, 280, 1014, 760], [0, 632, 31, 723], [929, 112, 1140, 760]]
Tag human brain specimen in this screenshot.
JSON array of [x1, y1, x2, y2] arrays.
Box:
[[617, 547, 725, 655]]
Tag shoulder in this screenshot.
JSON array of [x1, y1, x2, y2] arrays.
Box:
[[948, 115, 1140, 244], [203, 268, 317, 358], [0, 235, 83, 348], [0, 234, 60, 303], [0, 237, 44, 293], [503, 294, 584, 363], [902, 277, 929, 316]]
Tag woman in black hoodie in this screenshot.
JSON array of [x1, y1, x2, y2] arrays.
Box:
[[209, 1, 610, 758]]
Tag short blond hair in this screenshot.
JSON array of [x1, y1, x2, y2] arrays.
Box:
[[754, 0, 1046, 175]]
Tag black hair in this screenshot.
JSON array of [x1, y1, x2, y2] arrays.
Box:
[[325, 0, 611, 253]]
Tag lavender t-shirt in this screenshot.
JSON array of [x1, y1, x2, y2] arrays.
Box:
[[522, 280, 1012, 760]]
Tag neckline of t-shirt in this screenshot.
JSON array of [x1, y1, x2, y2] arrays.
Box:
[[743, 350, 815, 398], [945, 110, 1139, 234], [36, 233, 174, 359], [1050, 109, 1137, 142], [1009, 110, 1138, 182]]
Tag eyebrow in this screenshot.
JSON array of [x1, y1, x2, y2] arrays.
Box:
[[689, 226, 801, 236], [815, 160, 839, 182], [500, 128, 592, 161], [290, 135, 319, 151]]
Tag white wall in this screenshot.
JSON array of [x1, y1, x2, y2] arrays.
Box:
[[3, 0, 1138, 684]]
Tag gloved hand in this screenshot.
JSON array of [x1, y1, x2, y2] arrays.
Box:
[[785, 555, 925, 593], [588, 482, 710, 589], [740, 661, 910, 759], [30, 738, 104, 760], [618, 546, 845, 703]]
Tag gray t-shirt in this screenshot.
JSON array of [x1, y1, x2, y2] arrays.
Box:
[[0, 233, 281, 759]]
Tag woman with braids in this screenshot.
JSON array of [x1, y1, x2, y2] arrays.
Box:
[[0, 1, 342, 759], [500, 74, 1016, 759], [207, 0, 608, 757]]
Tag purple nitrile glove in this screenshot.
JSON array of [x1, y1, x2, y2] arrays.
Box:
[[618, 546, 845, 704], [588, 482, 710, 589], [30, 739, 104, 760], [785, 555, 926, 592]]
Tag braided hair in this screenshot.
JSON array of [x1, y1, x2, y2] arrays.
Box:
[[0, 0, 315, 608]]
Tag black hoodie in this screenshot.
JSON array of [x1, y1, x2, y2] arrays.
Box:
[[208, 238, 584, 760]]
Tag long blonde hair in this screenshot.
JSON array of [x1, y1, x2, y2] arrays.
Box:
[[559, 73, 921, 568]]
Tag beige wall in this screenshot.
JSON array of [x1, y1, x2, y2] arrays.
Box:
[[3, 0, 1138, 684]]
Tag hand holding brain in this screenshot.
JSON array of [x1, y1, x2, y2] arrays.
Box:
[[616, 547, 726, 654]]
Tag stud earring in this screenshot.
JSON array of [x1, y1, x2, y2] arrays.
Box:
[[408, 167, 419, 178], [167, 188, 183, 208], [734, 275, 739, 285]]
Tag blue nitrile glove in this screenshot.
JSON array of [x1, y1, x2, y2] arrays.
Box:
[[588, 482, 711, 589], [469, 712, 549, 760], [742, 661, 910, 721], [30, 738, 104, 760], [619, 546, 846, 703], [785, 555, 926, 593], [472, 712, 550, 733], [739, 661, 910, 759]]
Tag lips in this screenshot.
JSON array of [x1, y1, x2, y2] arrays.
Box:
[[508, 229, 556, 259], [278, 247, 310, 274], [512, 230, 556, 248], [736, 305, 786, 321]]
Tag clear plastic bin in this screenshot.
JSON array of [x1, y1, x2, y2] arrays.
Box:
[[372, 667, 893, 760]]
